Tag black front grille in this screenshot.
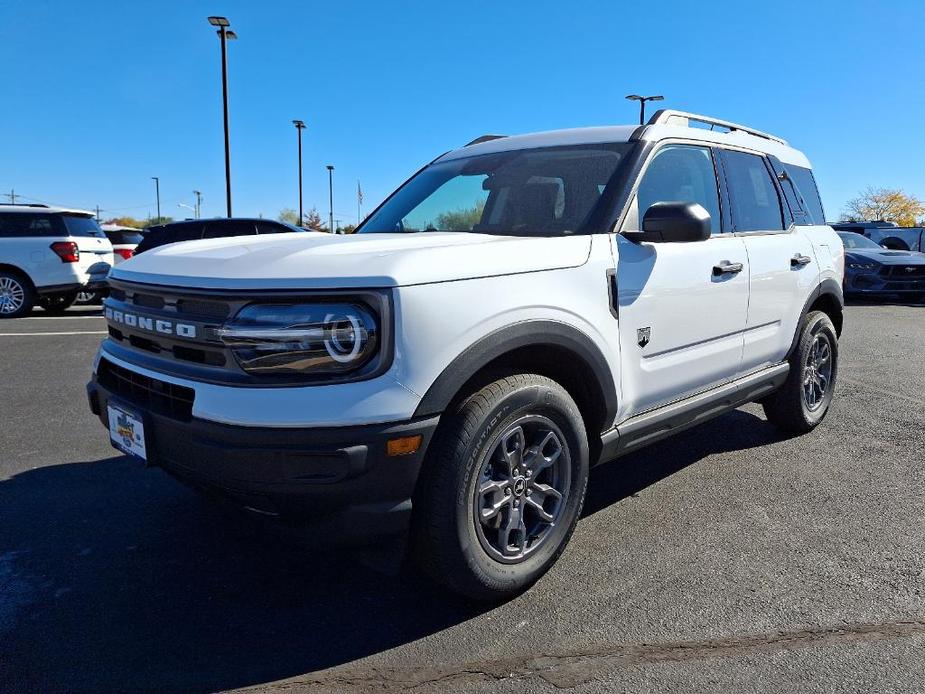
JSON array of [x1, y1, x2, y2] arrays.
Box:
[[177, 298, 231, 320], [98, 358, 195, 421], [885, 266, 925, 278], [133, 293, 166, 310]]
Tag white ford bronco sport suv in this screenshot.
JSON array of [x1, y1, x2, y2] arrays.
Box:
[[88, 111, 844, 600], [0, 204, 114, 317]]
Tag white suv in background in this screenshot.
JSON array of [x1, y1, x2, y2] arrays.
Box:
[[0, 204, 114, 317], [88, 111, 844, 600]]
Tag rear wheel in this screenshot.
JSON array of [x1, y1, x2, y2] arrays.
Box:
[[762, 311, 838, 433], [0, 271, 35, 318], [413, 373, 588, 601], [38, 291, 78, 314]]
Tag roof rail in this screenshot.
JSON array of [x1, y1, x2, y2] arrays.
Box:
[[1, 202, 49, 208], [646, 109, 787, 145], [465, 134, 506, 147]]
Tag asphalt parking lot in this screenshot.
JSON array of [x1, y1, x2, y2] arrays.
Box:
[[1, 301, 924, 693]]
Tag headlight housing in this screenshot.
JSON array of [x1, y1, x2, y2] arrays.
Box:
[[216, 301, 382, 379]]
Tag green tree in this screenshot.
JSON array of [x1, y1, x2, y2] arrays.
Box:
[[142, 216, 174, 228], [435, 199, 486, 230], [336, 223, 357, 234], [843, 188, 925, 226], [278, 208, 300, 226], [103, 216, 145, 228]]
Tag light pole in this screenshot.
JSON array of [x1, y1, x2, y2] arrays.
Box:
[[292, 120, 306, 226], [326, 165, 335, 234], [151, 177, 160, 220], [193, 190, 202, 219], [208, 16, 236, 217], [178, 202, 196, 218], [625, 94, 664, 125]]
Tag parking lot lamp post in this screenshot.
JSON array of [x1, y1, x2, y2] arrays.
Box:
[[208, 16, 236, 217], [193, 190, 202, 219], [292, 120, 306, 226], [625, 94, 664, 124], [151, 177, 160, 220], [326, 165, 335, 234]]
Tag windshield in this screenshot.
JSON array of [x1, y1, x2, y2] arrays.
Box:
[[838, 232, 883, 250], [63, 214, 106, 238], [359, 143, 632, 236]]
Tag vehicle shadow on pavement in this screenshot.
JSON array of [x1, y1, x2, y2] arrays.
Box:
[[0, 409, 784, 692], [583, 408, 789, 517]]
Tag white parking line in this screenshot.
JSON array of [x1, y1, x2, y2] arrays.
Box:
[[0, 331, 108, 336]]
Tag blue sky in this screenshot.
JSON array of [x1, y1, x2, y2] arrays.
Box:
[[1, 0, 923, 224]]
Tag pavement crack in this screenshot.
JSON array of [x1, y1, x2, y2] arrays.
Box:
[[244, 618, 925, 692]]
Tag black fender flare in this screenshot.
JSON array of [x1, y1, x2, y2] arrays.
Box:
[[412, 320, 618, 426], [787, 278, 844, 359]]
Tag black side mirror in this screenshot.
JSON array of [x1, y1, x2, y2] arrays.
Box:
[[625, 202, 712, 243]]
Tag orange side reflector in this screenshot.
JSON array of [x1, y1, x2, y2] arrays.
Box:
[[387, 434, 422, 457]]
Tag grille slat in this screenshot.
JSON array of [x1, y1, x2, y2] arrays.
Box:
[[99, 359, 195, 421]]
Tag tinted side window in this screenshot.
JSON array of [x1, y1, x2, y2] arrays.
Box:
[[634, 145, 722, 234], [785, 165, 826, 225], [0, 213, 65, 238], [722, 151, 785, 231], [202, 221, 256, 239], [256, 221, 292, 234], [106, 230, 145, 245]]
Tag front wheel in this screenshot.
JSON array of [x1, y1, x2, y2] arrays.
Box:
[[762, 310, 838, 433], [412, 373, 588, 601]]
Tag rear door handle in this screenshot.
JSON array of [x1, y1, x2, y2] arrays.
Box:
[[791, 254, 812, 267], [713, 261, 744, 276]]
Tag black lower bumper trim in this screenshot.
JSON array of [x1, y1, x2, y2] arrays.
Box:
[[87, 375, 439, 544]]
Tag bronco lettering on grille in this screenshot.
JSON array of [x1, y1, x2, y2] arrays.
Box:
[[105, 307, 197, 339]]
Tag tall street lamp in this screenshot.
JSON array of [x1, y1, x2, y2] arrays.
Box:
[[292, 120, 306, 226], [193, 190, 202, 219], [208, 16, 237, 217], [625, 94, 664, 125], [151, 176, 160, 220], [326, 165, 335, 234]]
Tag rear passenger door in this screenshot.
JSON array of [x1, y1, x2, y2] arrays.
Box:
[[718, 149, 818, 373], [614, 143, 750, 417]]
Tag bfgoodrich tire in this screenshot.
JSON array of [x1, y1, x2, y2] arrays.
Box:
[[412, 373, 589, 601], [762, 310, 838, 433]]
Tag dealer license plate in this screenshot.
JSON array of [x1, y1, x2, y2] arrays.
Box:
[[108, 402, 147, 461]]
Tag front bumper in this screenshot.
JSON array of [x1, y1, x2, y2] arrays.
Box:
[[87, 370, 439, 545], [845, 271, 925, 295]]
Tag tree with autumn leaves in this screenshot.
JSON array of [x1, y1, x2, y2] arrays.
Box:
[[842, 188, 925, 226]]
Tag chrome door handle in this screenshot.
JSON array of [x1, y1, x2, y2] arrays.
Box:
[[791, 254, 812, 267], [713, 261, 744, 276]]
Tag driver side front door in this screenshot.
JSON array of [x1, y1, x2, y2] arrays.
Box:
[[613, 143, 750, 418]]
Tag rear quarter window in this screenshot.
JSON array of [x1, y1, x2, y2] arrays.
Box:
[[62, 215, 107, 238], [784, 165, 826, 225]]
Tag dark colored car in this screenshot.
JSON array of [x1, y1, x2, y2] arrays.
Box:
[[838, 231, 925, 300], [134, 218, 304, 255]]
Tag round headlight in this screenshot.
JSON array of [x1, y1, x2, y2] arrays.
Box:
[[324, 313, 366, 363], [217, 301, 379, 378]]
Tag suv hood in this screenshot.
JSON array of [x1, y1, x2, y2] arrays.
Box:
[[111, 231, 592, 290], [845, 248, 925, 265]]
